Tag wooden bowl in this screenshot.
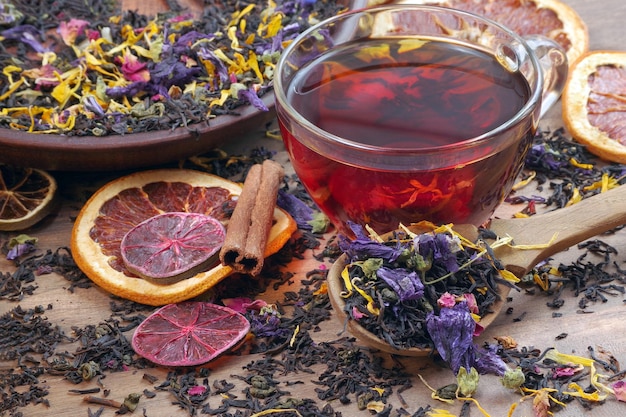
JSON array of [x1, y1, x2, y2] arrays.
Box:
[[0, 94, 275, 172], [326, 230, 510, 356]]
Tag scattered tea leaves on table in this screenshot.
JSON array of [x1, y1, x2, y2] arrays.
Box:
[[2, 128, 626, 416]]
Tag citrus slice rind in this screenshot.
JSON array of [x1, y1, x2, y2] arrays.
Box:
[[71, 169, 297, 306], [121, 212, 226, 284], [0, 165, 59, 231], [379, 0, 589, 65], [131, 302, 251, 366], [562, 51, 626, 164]]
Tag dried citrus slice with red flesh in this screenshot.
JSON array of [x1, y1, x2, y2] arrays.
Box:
[[379, 0, 588, 64], [71, 169, 296, 306], [132, 302, 250, 366], [0, 164, 58, 231], [562, 51, 626, 164], [121, 212, 226, 284]]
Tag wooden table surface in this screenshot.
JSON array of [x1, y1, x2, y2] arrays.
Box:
[[3, 0, 626, 416]]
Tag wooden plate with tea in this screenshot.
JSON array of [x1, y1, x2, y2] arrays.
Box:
[[0, 0, 345, 172], [327, 184, 626, 356], [0, 95, 276, 172]]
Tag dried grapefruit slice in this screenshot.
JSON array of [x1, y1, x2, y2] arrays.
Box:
[[121, 212, 226, 284], [132, 302, 250, 366], [562, 51, 626, 164], [0, 164, 58, 231], [71, 169, 296, 306], [378, 0, 588, 64]]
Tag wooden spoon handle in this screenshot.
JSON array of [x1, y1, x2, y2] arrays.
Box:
[[489, 184, 626, 276]]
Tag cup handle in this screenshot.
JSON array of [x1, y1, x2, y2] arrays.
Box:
[[523, 35, 569, 118]]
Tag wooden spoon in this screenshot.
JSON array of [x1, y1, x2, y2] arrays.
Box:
[[327, 184, 626, 356]]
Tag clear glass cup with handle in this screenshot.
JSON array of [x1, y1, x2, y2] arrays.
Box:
[[275, 5, 568, 236]]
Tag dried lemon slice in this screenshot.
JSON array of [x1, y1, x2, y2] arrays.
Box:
[[0, 165, 58, 231], [562, 51, 626, 164]]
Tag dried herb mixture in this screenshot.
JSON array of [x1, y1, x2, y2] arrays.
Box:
[[0, 0, 346, 136]]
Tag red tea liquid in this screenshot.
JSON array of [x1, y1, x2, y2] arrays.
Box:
[[279, 38, 534, 235]]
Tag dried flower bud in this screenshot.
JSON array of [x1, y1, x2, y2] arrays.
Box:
[[79, 361, 100, 381], [501, 367, 525, 390], [434, 383, 458, 401], [456, 366, 479, 397], [123, 393, 141, 412], [361, 258, 383, 279]]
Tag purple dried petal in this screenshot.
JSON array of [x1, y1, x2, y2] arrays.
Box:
[[151, 56, 202, 89], [415, 233, 459, 273], [338, 222, 407, 262], [377, 266, 424, 302], [106, 82, 150, 99], [277, 190, 314, 230], [197, 48, 229, 84], [474, 343, 509, 376], [238, 88, 268, 111], [1, 24, 47, 53], [426, 302, 476, 374], [248, 309, 290, 339], [83, 95, 105, 117], [6, 242, 36, 260]]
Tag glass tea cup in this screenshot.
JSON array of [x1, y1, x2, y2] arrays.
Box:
[[274, 5, 568, 237]]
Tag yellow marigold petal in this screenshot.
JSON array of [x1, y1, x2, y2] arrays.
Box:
[[565, 187, 582, 206], [499, 269, 520, 284], [264, 14, 283, 38], [248, 52, 264, 82], [512, 171, 536, 191], [0, 78, 24, 101], [569, 157, 593, 170], [563, 382, 607, 402], [340, 266, 353, 298], [366, 401, 386, 413], [210, 90, 230, 107], [545, 348, 594, 367]]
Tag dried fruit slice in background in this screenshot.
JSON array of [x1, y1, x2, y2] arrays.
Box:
[[562, 51, 626, 164], [373, 0, 589, 64], [132, 302, 250, 366], [0, 165, 58, 231], [121, 212, 226, 284], [71, 169, 296, 306]]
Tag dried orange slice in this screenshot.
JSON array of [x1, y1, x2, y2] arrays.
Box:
[[562, 51, 626, 164], [376, 0, 589, 64], [0, 165, 58, 231], [71, 169, 296, 306], [132, 302, 250, 366]]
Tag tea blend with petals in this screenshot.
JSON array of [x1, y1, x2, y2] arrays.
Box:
[[335, 222, 512, 352], [0, 0, 346, 136]]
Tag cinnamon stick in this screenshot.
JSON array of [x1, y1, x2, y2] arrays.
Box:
[[220, 159, 284, 276]]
